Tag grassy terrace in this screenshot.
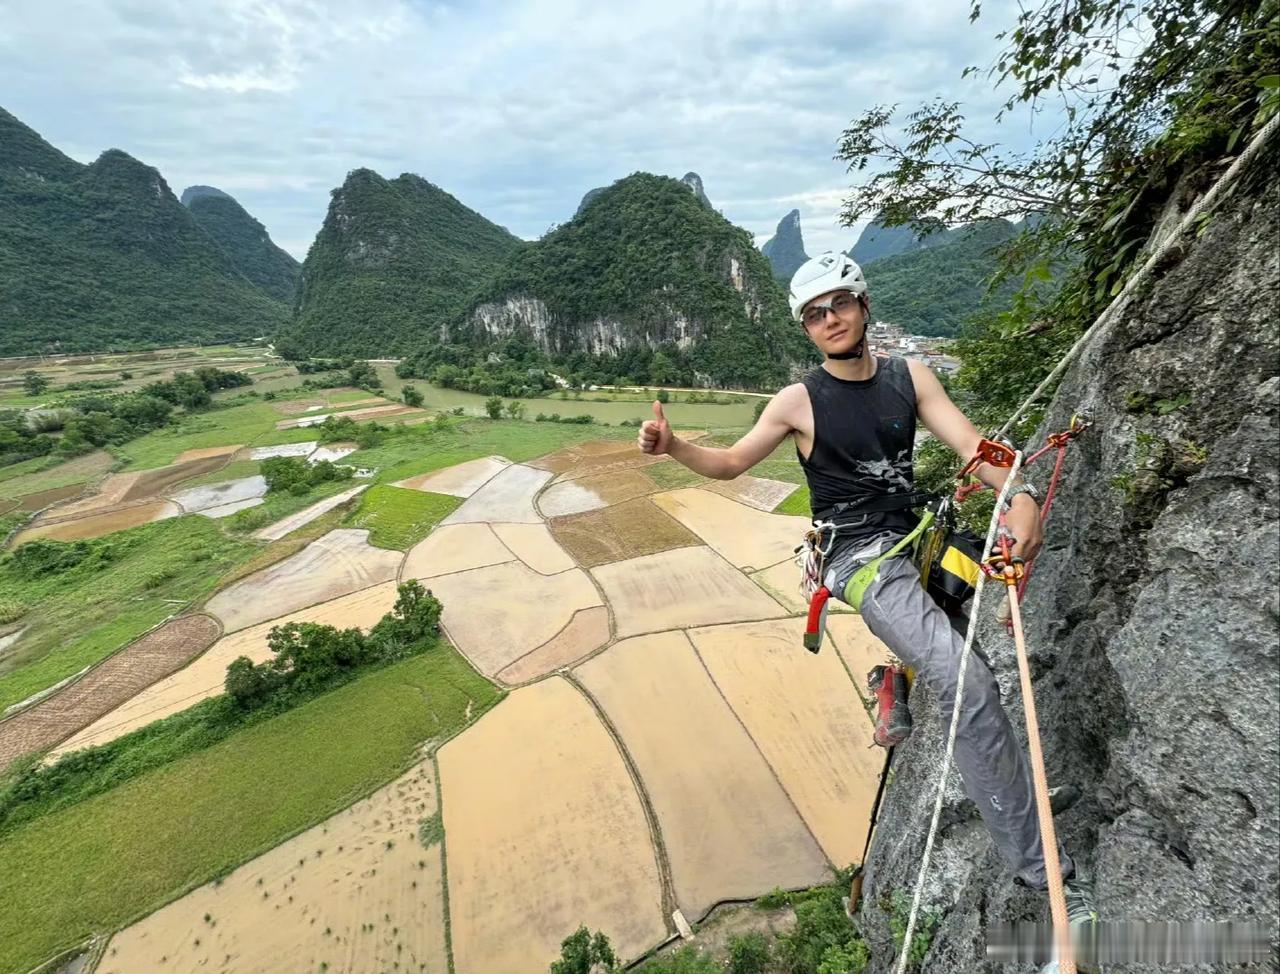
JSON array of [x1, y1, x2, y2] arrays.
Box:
[[346, 484, 460, 549], [0, 645, 502, 974], [0, 519, 261, 712]]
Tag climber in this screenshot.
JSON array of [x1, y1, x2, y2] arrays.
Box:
[[636, 251, 1098, 943]]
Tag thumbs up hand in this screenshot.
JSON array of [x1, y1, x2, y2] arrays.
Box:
[[638, 400, 673, 455]]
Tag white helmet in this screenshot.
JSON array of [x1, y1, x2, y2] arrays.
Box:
[[788, 252, 868, 321]]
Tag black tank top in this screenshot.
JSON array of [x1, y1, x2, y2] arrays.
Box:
[[796, 357, 919, 524]]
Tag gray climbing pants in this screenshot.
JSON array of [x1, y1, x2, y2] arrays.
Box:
[[847, 552, 1076, 889]]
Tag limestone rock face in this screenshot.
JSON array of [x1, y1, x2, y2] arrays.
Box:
[[858, 143, 1280, 972], [761, 208, 808, 281]]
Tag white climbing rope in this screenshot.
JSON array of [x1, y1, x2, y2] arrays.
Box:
[[890, 111, 1280, 974], [892, 450, 1022, 974]]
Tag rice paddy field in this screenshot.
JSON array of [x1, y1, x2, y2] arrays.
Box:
[[0, 346, 893, 974]]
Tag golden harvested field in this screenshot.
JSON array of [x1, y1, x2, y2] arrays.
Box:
[[548, 497, 700, 568], [490, 522, 575, 574], [650, 487, 808, 571], [590, 545, 787, 639], [429, 561, 602, 677], [0, 615, 221, 771], [441, 463, 550, 525], [575, 630, 829, 919], [705, 473, 799, 512], [825, 614, 896, 708], [204, 529, 401, 632], [689, 618, 883, 867], [394, 455, 510, 497], [171, 444, 242, 463], [536, 467, 658, 517], [438, 678, 666, 972], [101, 761, 448, 974], [51, 583, 400, 759], [496, 606, 611, 685], [400, 523, 515, 580]]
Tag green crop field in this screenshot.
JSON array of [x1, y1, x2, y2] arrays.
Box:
[[345, 484, 460, 549], [0, 646, 502, 974], [350, 415, 638, 486], [114, 398, 324, 470], [0, 518, 261, 711]]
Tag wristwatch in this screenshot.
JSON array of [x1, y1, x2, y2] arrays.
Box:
[[1005, 482, 1041, 507]]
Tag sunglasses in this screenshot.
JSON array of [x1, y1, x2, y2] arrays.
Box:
[[801, 292, 861, 327]]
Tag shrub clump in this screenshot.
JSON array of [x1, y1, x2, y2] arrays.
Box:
[[260, 456, 353, 495]]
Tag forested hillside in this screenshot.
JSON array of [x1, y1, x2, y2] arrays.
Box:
[[433, 172, 814, 389], [0, 107, 288, 356], [183, 189, 300, 304], [282, 169, 524, 357], [862, 218, 1021, 336], [848, 214, 956, 264]]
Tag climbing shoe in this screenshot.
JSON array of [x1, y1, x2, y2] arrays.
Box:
[[1063, 873, 1098, 926], [868, 664, 912, 747]]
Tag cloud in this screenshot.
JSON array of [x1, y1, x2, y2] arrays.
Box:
[[0, 0, 1055, 261]]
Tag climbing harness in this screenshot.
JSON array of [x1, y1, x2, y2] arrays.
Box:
[[889, 111, 1280, 974], [796, 500, 935, 651]]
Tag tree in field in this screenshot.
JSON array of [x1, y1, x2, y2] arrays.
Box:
[[655, 388, 670, 404], [401, 385, 424, 407], [504, 400, 526, 420], [22, 371, 50, 396], [549, 927, 618, 974], [485, 395, 503, 419]]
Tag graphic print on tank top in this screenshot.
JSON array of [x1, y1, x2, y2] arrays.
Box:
[[796, 356, 918, 518]]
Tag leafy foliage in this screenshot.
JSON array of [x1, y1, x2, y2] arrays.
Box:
[[549, 927, 620, 974], [285, 169, 524, 357], [837, 0, 1278, 424], [260, 455, 353, 495], [185, 191, 300, 303], [0, 107, 288, 356], [223, 581, 441, 711]]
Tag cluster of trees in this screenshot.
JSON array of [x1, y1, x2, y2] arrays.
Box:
[[1, 366, 251, 467], [533, 412, 593, 424], [225, 581, 441, 710], [260, 455, 353, 495], [399, 338, 558, 398], [286, 355, 384, 393], [315, 414, 389, 449]]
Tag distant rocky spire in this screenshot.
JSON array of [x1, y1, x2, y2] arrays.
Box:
[[679, 172, 712, 209], [761, 208, 808, 281]]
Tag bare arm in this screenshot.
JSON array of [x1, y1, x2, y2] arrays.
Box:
[[638, 387, 799, 480], [909, 359, 1042, 557]]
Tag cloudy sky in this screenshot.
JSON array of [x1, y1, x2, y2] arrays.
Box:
[[1, 0, 1052, 261]]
